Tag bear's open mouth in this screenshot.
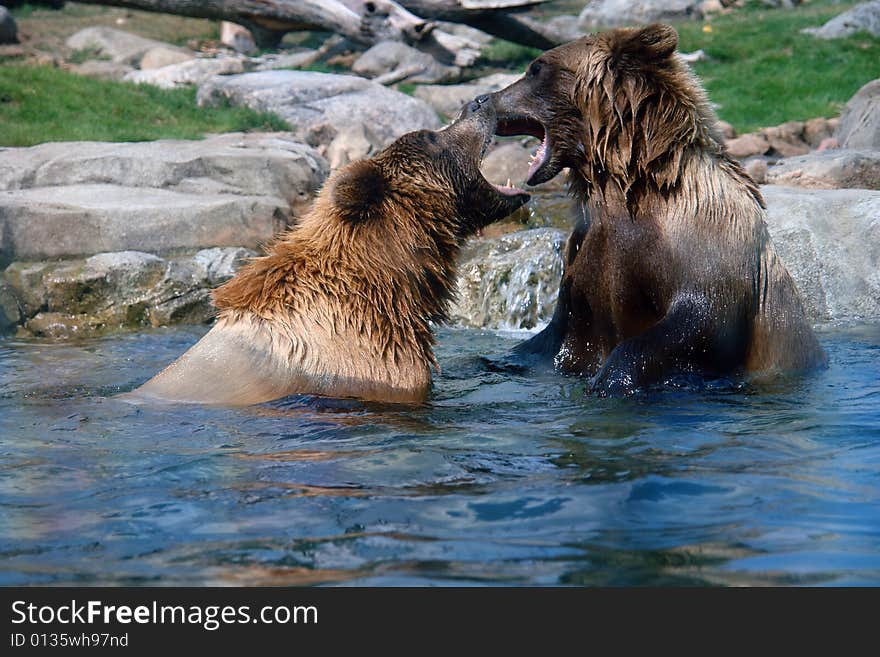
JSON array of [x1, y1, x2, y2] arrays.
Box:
[[494, 115, 552, 186], [479, 128, 529, 201]]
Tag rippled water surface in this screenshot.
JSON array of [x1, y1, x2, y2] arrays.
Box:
[[1, 324, 879, 586]]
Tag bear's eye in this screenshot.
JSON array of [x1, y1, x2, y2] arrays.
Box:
[[528, 61, 543, 78], [425, 132, 438, 145]]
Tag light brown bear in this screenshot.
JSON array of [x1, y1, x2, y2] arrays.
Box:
[[485, 23, 826, 394], [129, 100, 529, 405]]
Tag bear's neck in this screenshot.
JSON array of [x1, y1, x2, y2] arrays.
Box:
[[570, 141, 763, 217]]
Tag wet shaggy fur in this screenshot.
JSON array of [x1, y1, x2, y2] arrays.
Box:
[[491, 24, 825, 393], [130, 109, 528, 406]]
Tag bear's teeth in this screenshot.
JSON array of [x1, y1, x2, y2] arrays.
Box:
[[506, 178, 513, 188]]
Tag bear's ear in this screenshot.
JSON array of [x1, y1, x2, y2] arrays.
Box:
[[611, 23, 678, 66], [331, 160, 387, 223]]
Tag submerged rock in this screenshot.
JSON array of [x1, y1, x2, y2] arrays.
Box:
[[197, 71, 440, 148], [451, 228, 566, 331]]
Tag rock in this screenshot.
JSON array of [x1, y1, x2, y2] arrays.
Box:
[[324, 123, 381, 170], [0, 132, 327, 208], [435, 21, 493, 46], [1, 7, 18, 45], [803, 1, 880, 39], [817, 137, 840, 152], [717, 120, 736, 140], [451, 228, 566, 331], [542, 15, 586, 42], [197, 71, 440, 148], [7, 247, 255, 337], [803, 117, 837, 148], [763, 185, 880, 321], [745, 158, 768, 185], [352, 41, 460, 84], [726, 132, 770, 158], [726, 120, 814, 159], [763, 121, 811, 158], [125, 56, 244, 89], [45, 251, 166, 316], [66, 27, 171, 66], [0, 281, 20, 333], [413, 73, 521, 120], [253, 50, 320, 71], [72, 60, 134, 81], [0, 185, 286, 264], [191, 247, 256, 285], [220, 21, 256, 55], [836, 79, 880, 150], [139, 45, 194, 71], [2, 262, 54, 317], [579, 0, 703, 29], [765, 149, 880, 190]]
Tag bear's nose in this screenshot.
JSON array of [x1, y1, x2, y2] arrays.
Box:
[[465, 94, 492, 116]]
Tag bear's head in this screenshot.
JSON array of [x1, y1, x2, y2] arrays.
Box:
[[329, 97, 530, 239], [489, 24, 722, 195]]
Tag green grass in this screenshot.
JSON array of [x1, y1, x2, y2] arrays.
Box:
[[676, 0, 880, 132], [481, 39, 542, 70], [0, 65, 290, 147]]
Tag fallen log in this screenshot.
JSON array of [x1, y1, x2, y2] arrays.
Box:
[[399, 0, 566, 49], [82, 0, 434, 48]]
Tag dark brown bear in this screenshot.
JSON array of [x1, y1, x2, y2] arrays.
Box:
[[128, 100, 529, 406], [487, 23, 825, 393]]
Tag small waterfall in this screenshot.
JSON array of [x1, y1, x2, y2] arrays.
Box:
[[450, 228, 566, 332]]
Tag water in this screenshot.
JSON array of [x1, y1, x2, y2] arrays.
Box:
[[1, 324, 878, 586]]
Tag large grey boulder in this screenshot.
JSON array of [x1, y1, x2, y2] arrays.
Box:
[[763, 186, 880, 322], [835, 79, 880, 150], [803, 1, 880, 39], [0, 7, 17, 45], [5, 248, 255, 338], [766, 149, 880, 190], [413, 73, 521, 120], [578, 0, 703, 29], [451, 228, 566, 331], [65, 27, 172, 66], [0, 132, 326, 207], [0, 185, 286, 264], [125, 57, 245, 89], [197, 71, 440, 149], [352, 41, 460, 84]]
